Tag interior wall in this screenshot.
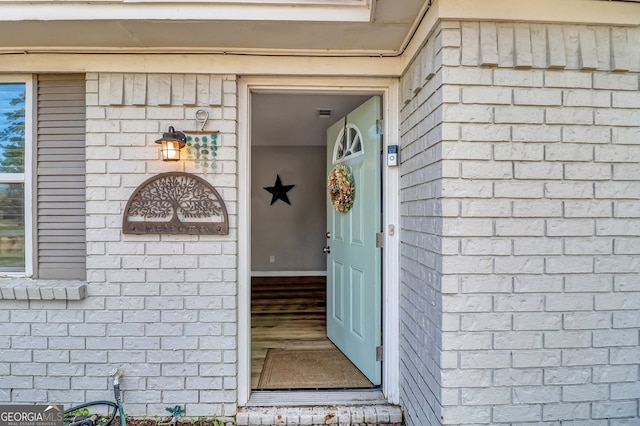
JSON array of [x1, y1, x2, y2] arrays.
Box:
[[251, 145, 327, 273]]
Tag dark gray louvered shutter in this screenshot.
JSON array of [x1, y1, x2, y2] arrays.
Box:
[[37, 75, 86, 279]]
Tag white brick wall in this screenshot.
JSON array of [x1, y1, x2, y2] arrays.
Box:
[[89, 72, 238, 417], [0, 73, 238, 418], [400, 20, 639, 426], [399, 25, 446, 426]]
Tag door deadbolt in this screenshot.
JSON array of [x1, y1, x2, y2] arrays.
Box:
[[326, 231, 331, 239]]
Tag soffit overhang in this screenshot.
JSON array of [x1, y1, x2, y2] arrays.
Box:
[[0, 0, 637, 74], [0, 0, 430, 56]]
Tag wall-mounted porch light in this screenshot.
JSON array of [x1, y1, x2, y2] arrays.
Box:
[[155, 126, 187, 161]]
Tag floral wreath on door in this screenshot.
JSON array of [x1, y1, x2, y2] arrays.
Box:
[[328, 164, 355, 213]]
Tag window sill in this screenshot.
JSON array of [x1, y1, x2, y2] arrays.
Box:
[[0, 278, 87, 300]]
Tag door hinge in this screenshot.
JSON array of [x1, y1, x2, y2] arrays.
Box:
[[376, 232, 384, 248], [376, 345, 383, 361]]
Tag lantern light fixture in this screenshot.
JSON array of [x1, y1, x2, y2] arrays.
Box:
[[155, 126, 187, 161]]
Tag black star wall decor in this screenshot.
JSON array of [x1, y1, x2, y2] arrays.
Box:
[[264, 174, 295, 205]]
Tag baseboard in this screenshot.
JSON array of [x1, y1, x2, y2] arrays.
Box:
[[251, 271, 327, 277]]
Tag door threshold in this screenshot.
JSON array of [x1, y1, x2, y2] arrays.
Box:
[[247, 388, 387, 406]]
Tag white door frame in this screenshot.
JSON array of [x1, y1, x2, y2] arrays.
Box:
[[237, 76, 400, 406]]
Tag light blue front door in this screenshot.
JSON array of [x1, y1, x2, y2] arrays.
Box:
[[325, 96, 382, 385]]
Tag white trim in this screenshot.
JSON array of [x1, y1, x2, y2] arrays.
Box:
[[0, 1, 372, 23], [251, 271, 327, 277], [237, 81, 251, 406], [0, 75, 33, 277], [0, 173, 24, 182], [382, 79, 400, 405], [436, 0, 640, 26], [0, 54, 402, 75], [238, 76, 400, 406], [24, 75, 33, 277]]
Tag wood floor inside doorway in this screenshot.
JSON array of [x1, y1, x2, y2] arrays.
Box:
[[251, 276, 374, 390]]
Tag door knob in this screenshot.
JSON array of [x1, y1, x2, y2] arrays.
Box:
[[323, 246, 331, 254]]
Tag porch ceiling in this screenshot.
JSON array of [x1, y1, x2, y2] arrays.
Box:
[[0, 0, 429, 56]]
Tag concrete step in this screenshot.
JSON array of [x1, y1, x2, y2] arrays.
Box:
[[236, 404, 403, 425]]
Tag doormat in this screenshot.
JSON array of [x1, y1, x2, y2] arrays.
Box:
[[257, 348, 373, 389]]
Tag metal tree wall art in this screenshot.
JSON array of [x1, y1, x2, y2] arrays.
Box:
[[123, 172, 229, 235]]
